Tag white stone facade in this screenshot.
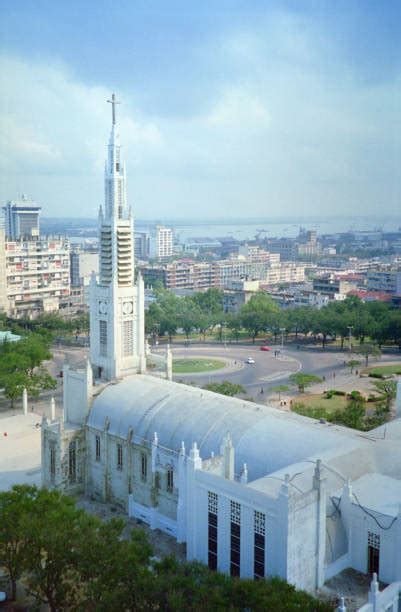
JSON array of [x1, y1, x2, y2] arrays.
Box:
[[41, 96, 401, 610], [89, 95, 145, 381]]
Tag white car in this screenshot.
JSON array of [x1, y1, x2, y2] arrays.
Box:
[[246, 357, 255, 364], [0, 592, 7, 603]]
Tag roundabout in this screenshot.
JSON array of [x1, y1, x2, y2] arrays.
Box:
[[150, 342, 398, 402], [172, 358, 226, 374]]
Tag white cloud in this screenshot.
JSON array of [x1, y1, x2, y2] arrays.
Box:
[[0, 20, 400, 220], [206, 87, 271, 130]]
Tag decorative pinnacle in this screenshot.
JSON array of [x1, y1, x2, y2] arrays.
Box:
[[107, 93, 121, 125]]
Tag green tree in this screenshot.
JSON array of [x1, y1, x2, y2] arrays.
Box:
[[333, 398, 365, 430], [353, 343, 381, 367], [346, 359, 361, 374], [152, 557, 330, 612], [240, 293, 279, 343], [77, 521, 153, 611], [226, 312, 242, 342], [0, 486, 331, 611], [0, 370, 29, 408], [192, 287, 224, 316], [372, 379, 397, 411], [268, 311, 285, 344], [384, 312, 401, 347], [311, 309, 335, 348], [286, 306, 314, 339], [289, 373, 323, 393], [0, 349, 56, 408], [177, 298, 201, 339], [72, 314, 89, 338], [23, 489, 87, 610], [197, 313, 213, 342], [204, 381, 246, 396], [0, 485, 37, 600], [271, 385, 290, 401], [146, 291, 180, 342]]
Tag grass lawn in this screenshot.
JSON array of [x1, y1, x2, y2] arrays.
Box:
[[173, 358, 226, 373], [365, 364, 401, 377], [296, 393, 349, 414]]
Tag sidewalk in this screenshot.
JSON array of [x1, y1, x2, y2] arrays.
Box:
[[302, 370, 379, 397]]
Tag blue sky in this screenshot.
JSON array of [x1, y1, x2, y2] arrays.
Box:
[[0, 1, 400, 219]]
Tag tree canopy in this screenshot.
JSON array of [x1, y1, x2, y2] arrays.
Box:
[[289, 373, 323, 393], [0, 334, 56, 407], [145, 290, 401, 350], [0, 486, 331, 611], [240, 293, 280, 342]]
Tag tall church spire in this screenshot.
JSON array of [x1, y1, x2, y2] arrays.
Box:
[[89, 95, 146, 381], [104, 94, 127, 222]]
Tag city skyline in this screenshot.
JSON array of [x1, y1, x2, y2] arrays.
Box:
[[0, 1, 400, 220]]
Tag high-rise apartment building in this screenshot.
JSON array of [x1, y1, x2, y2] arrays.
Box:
[[6, 237, 70, 317], [134, 231, 149, 260], [3, 195, 41, 240], [0, 227, 8, 312], [149, 225, 174, 259]]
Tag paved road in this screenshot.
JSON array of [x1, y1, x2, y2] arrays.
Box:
[[1, 342, 398, 419], [163, 344, 400, 399], [160, 344, 351, 399]]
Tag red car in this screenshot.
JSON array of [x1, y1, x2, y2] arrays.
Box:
[[260, 346, 271, 351]]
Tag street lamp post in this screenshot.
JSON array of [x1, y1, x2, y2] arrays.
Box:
[[153, 323, 160, 346], [347, 325, 353, 353], [223, 321, 227, 350], [280, 327, 285, 353]]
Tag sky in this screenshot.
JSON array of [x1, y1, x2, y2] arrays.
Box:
[[0, 0, 400, 220]]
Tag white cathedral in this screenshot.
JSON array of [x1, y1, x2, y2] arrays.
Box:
[[42, 97, 401, 607]]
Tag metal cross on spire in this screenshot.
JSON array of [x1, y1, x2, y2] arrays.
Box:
[[107, 93, 121, 125]]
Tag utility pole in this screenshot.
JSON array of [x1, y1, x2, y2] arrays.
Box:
[[153, 323, 160, 346], [347, 326, 353, 353], [280, 327, 285, 353]]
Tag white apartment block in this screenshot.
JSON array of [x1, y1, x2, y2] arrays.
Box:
[[0, 228, 8, 313], [263, 263, 305, 287], [6, 237, 70, 317], [149, 225, 174, 259], [216, 255, 279, 288]]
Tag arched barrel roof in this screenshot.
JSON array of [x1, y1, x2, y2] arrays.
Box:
[[88, 375, 364, 481]]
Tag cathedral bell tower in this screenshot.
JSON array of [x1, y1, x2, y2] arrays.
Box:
[[89, 94, 146, 380]]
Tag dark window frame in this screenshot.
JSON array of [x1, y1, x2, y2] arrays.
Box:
[[117, 443, 123, 471]]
